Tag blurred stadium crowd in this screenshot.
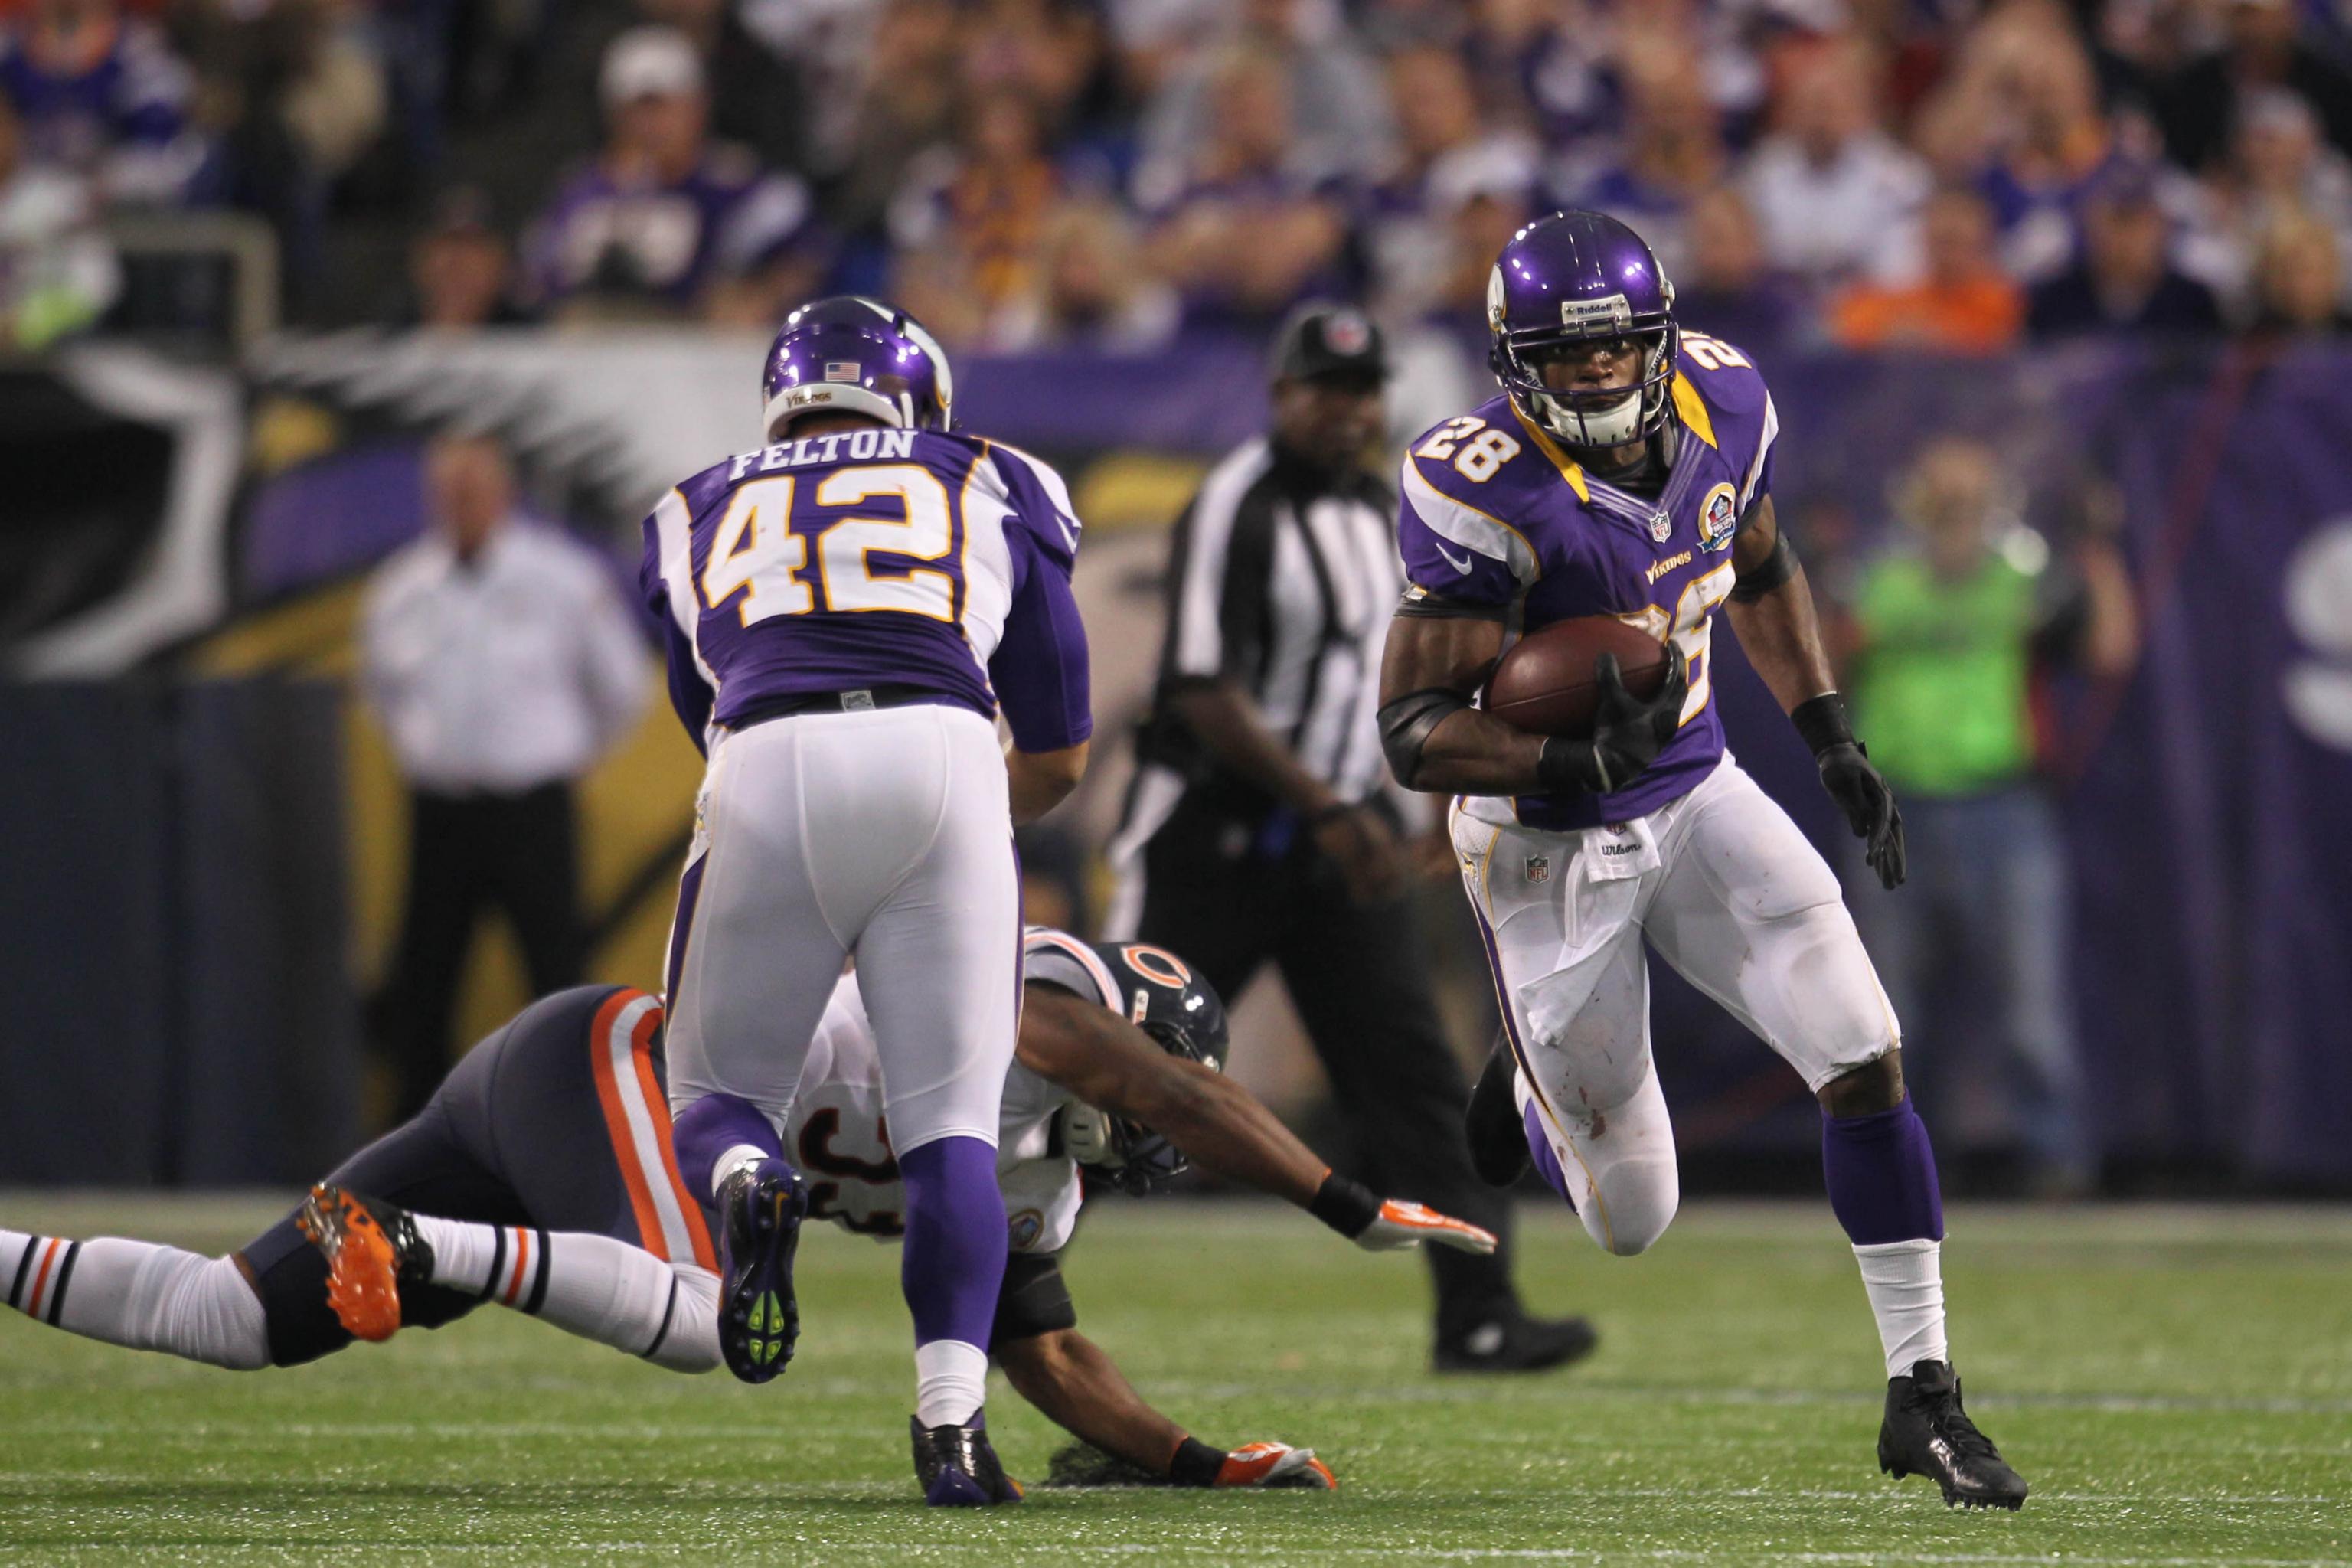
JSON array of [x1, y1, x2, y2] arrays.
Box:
[[6, 0, 2352, 348]]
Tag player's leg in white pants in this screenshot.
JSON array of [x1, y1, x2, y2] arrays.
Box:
[[1639, 762, 1900, 1093], [1452, 805, 1680, 1259], [663, 704, 1018, 1424], [1640, 762, 1949, 1378]]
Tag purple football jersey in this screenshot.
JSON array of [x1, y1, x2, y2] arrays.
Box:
[[641, 427, 1091, 754], [1397, 335, 1779, 830]]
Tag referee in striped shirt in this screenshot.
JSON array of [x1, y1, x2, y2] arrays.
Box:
[[1106, 305, 1592, 1373]]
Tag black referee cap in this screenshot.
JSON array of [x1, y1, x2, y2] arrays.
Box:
[[1270, 302, 1389, 386]]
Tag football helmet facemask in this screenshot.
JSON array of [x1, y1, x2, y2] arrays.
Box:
[[1057, 941, 1230, 1197]]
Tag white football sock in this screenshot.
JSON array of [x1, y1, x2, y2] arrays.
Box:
[[913, 1338, 988, 1427], [1854, 1237, 1949, 1379], [4, 1229, 266, 1370], [711, 1144, 772, 1200], [410, 1216, 720, 1372], [411, 1214, 505, 1295]]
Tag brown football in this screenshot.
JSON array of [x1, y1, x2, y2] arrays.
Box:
[[1484, 616, 1671, 738]]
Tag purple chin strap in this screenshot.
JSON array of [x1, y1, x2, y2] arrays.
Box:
[[1821, 1094, 1946, 1246], [897, 1135, 1008, 1349], [669, 1093, 785, 1204]]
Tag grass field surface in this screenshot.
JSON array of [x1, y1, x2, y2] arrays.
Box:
[[2, 1194, 2347, 1566]]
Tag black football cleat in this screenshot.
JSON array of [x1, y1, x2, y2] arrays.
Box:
[[714, 1158, 807, 1384], [296, 1184, 433, 1344], [912, 1414, 1024, 1506], [1433, 1309, 1599, 1374], [1879, 1360, 2029, 1510], [1465, 1034, 1532, 1188]]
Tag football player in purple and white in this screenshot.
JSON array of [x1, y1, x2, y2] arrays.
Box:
[[639, 296, 1093, 1503], [1375, 211, 2027, 1510], [4, 929, 1492, 1498]]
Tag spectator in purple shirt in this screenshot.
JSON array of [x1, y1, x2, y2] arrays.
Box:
[[1360, 41, 1537, 326], [1138, 47, 1352, 332], [2026, 165, 2223, 339], [525, 26, 828, 323], [1672, 183, 1808, 350], [1132, 0, 1393, 192], [0, 0, 202, 204], [1554, 56, 1726, 285]]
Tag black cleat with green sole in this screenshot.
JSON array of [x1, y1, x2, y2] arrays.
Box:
[[715, 1158, 807, 1384]]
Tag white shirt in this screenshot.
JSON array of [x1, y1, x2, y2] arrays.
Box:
[[361, 520, 649, 794], [1741, 131, 1930, 289]]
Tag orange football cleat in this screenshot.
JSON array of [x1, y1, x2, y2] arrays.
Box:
[[296, 1184, 422, 1343]]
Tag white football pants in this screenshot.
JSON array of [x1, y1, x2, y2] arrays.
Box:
[[1452, 757, 1900, 1257], [665, 704, 1021, 1155]]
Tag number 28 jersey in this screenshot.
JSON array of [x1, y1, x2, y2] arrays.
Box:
[[640, 426, 1092, 755], [1397, 335, 1779, 831]]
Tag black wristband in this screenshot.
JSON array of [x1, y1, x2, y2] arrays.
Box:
[[1791, 693, 1856, 759], [1308, 1171, 1383, 1238], [1169, 1436, 1227, 1488], [1535, 735, 1599, 794]]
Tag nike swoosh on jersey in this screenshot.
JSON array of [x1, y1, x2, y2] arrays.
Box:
[[1434, 541, 1475, 575]]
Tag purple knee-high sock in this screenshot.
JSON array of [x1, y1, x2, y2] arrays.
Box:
[[896, 1135, 1008, 1349], [670, 1093, 786, 1207], [1821, 1095, 1945, 1245]]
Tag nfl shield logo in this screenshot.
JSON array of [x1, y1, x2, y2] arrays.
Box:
[[1648, 511, 1672, 542], [1527, 854, 1550, 883], [824, 361, 860, 382], [1323, 309, 1372, 354]]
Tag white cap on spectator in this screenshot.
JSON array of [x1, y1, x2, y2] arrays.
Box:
[[602, 26, 704, 106]]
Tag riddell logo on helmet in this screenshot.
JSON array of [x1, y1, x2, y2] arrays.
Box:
[[1560, 295, 1633, 330]]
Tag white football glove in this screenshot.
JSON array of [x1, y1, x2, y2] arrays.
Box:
[[1215, 1441, 1337, 1489], [1352, 1198, 1498, 1255]]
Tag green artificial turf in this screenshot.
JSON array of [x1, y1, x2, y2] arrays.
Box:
[[2, 1195, 2347, 1565]]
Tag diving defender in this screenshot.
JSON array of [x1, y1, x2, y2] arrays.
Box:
[[1375, 211, 2027, 1510], [639, 297, 1091, 1502], [1, 929, 1491, 1494]]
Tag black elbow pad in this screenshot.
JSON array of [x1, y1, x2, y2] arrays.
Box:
[[1377, 687, 1470, 788], [1730, 530, 1798, 603]]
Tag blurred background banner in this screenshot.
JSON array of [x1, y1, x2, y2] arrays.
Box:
[[5, 328, 2350, 1187]]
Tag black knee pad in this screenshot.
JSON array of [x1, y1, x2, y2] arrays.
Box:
[[991, 1250, 1076, 1346]]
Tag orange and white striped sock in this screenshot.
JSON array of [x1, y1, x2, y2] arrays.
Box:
[[2, 1228, 266, 1369], [4, 1230, 77, 1326], [409, 1217, 719, 1370]]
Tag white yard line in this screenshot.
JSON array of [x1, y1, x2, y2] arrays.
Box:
[[4, 1549, 2345, 1567]]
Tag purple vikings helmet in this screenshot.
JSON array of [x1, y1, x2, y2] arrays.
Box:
[[1487, 211, 1679, 449], [760, 296, 955, 439]]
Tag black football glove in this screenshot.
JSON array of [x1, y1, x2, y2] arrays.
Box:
[[1794, 694, 1905, 890], [1537, 645, 1689, 796]]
